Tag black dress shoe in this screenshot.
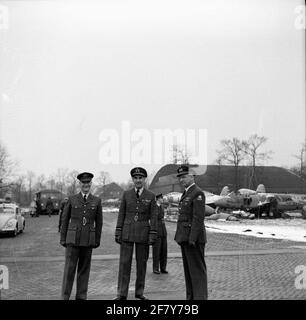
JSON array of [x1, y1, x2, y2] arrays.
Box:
[[153, 270, 160, 274], [135, 295, 149, 300], [113, 296, 127, 300], [160, 270, 168, 274]]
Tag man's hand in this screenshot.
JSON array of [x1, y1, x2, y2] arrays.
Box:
[[188, 240, 196, 247], [149, 234, 157, 245], [115, 234, 122, 244], [60, 241, 67, 248], [115, 229, 122, 244]]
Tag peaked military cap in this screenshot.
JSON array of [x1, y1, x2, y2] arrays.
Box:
[[156, 193, 163, 200], [177, 165, 190, 177], [77, 172, 94, 183], [130, 167, 147, 178]]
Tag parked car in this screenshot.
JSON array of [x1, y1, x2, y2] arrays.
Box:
[[0, 203, 25, 237]]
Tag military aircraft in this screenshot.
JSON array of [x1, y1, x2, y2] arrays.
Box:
[[205, 184, 274, 217], [163, 192, 216, 216], [272, 194, 303, 212], [238, 184, 305, 216], [205, 187, 242, 209], [238, 184, 266, 196]]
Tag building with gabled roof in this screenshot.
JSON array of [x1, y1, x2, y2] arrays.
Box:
[[149, 164, 306, 195]]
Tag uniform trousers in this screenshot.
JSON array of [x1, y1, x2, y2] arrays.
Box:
[[152, 235, 167, 272], [117, 241, 149, 297], [61, 245, 93, 300], [180, 242, 208, 300]]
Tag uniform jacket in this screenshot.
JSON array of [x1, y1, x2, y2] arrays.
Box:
[[36, 200, 42, 211], [156, 204, 167, 238], [60, 193, 103, 247], [59, 201, 67, 212], [46, 199, 54, 210], [115, 188, 158, 243], [174, 184, 207, 244]]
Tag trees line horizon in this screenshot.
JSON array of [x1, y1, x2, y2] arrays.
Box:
[[1, 134, 306, 205]]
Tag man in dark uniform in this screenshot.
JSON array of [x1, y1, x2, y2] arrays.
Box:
[[58, 197, 68, 232], [175, 165, 208, 300], [152, 193, 168, 274], [114, 167, 158, 300], [60, 172, 103, 300], [46, 197, 54, 217], [35, 197, 41, 217]]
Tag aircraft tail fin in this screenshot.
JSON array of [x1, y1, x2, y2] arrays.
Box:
[[220, 186, 230, 196], [256, 184, 266, 193]]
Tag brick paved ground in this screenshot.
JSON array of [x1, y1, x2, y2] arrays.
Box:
[[1, 213, 306, 300], [1, 213, 301, 257]]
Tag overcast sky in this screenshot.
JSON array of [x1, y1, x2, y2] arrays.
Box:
[[0, 0, 304, 183]]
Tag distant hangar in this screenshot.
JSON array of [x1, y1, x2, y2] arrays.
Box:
[[149, 164, 306, 195]]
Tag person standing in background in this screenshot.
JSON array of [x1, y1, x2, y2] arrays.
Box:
[[36, 197, 41, 217], [46, 197, 54, 217], [152, 193, 168, 274], [58, 197, 69, 232], [30, 197, 37, 218]]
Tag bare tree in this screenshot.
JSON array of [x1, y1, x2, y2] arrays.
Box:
[[92, 171, 111, 195], [66, 170, 79, 196], [171, 144, 190, 165], [95, 171, 111, 187], [26, 171, 36, 203], [11, 175, 26, 204], [217, 138, 245, 191], [35, 174, 46, 190], [293, 143, 306, 180], [215, 154, 227, 192], [171, 145, 180, 164], [46, 176, 56, 190], [0, 143, 15, 184], [55, 168, 69, 195], [243, 134, 272, 189]]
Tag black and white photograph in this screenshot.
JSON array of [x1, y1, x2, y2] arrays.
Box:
[[0, 0, 306, 305]]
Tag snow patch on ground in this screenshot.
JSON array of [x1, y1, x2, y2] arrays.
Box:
[[103, 207, 119, 213], [206, 218, 306, 242]]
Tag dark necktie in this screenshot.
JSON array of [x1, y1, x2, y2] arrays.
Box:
[[83, 194, 87, 202], [136, 189, 140, 198], [181, 190, 186, 201]]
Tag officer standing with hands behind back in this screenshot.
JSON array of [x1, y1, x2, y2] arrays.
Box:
[[152, 193, 168, 274], [60, 172, 103, 300], [114, 167, 158, 300], [175, 165, 208, 300]]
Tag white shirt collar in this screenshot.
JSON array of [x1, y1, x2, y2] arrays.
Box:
[[185, 183, 195, 193], [81, 192, 90, 200], [135, 187, 144, 196]]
